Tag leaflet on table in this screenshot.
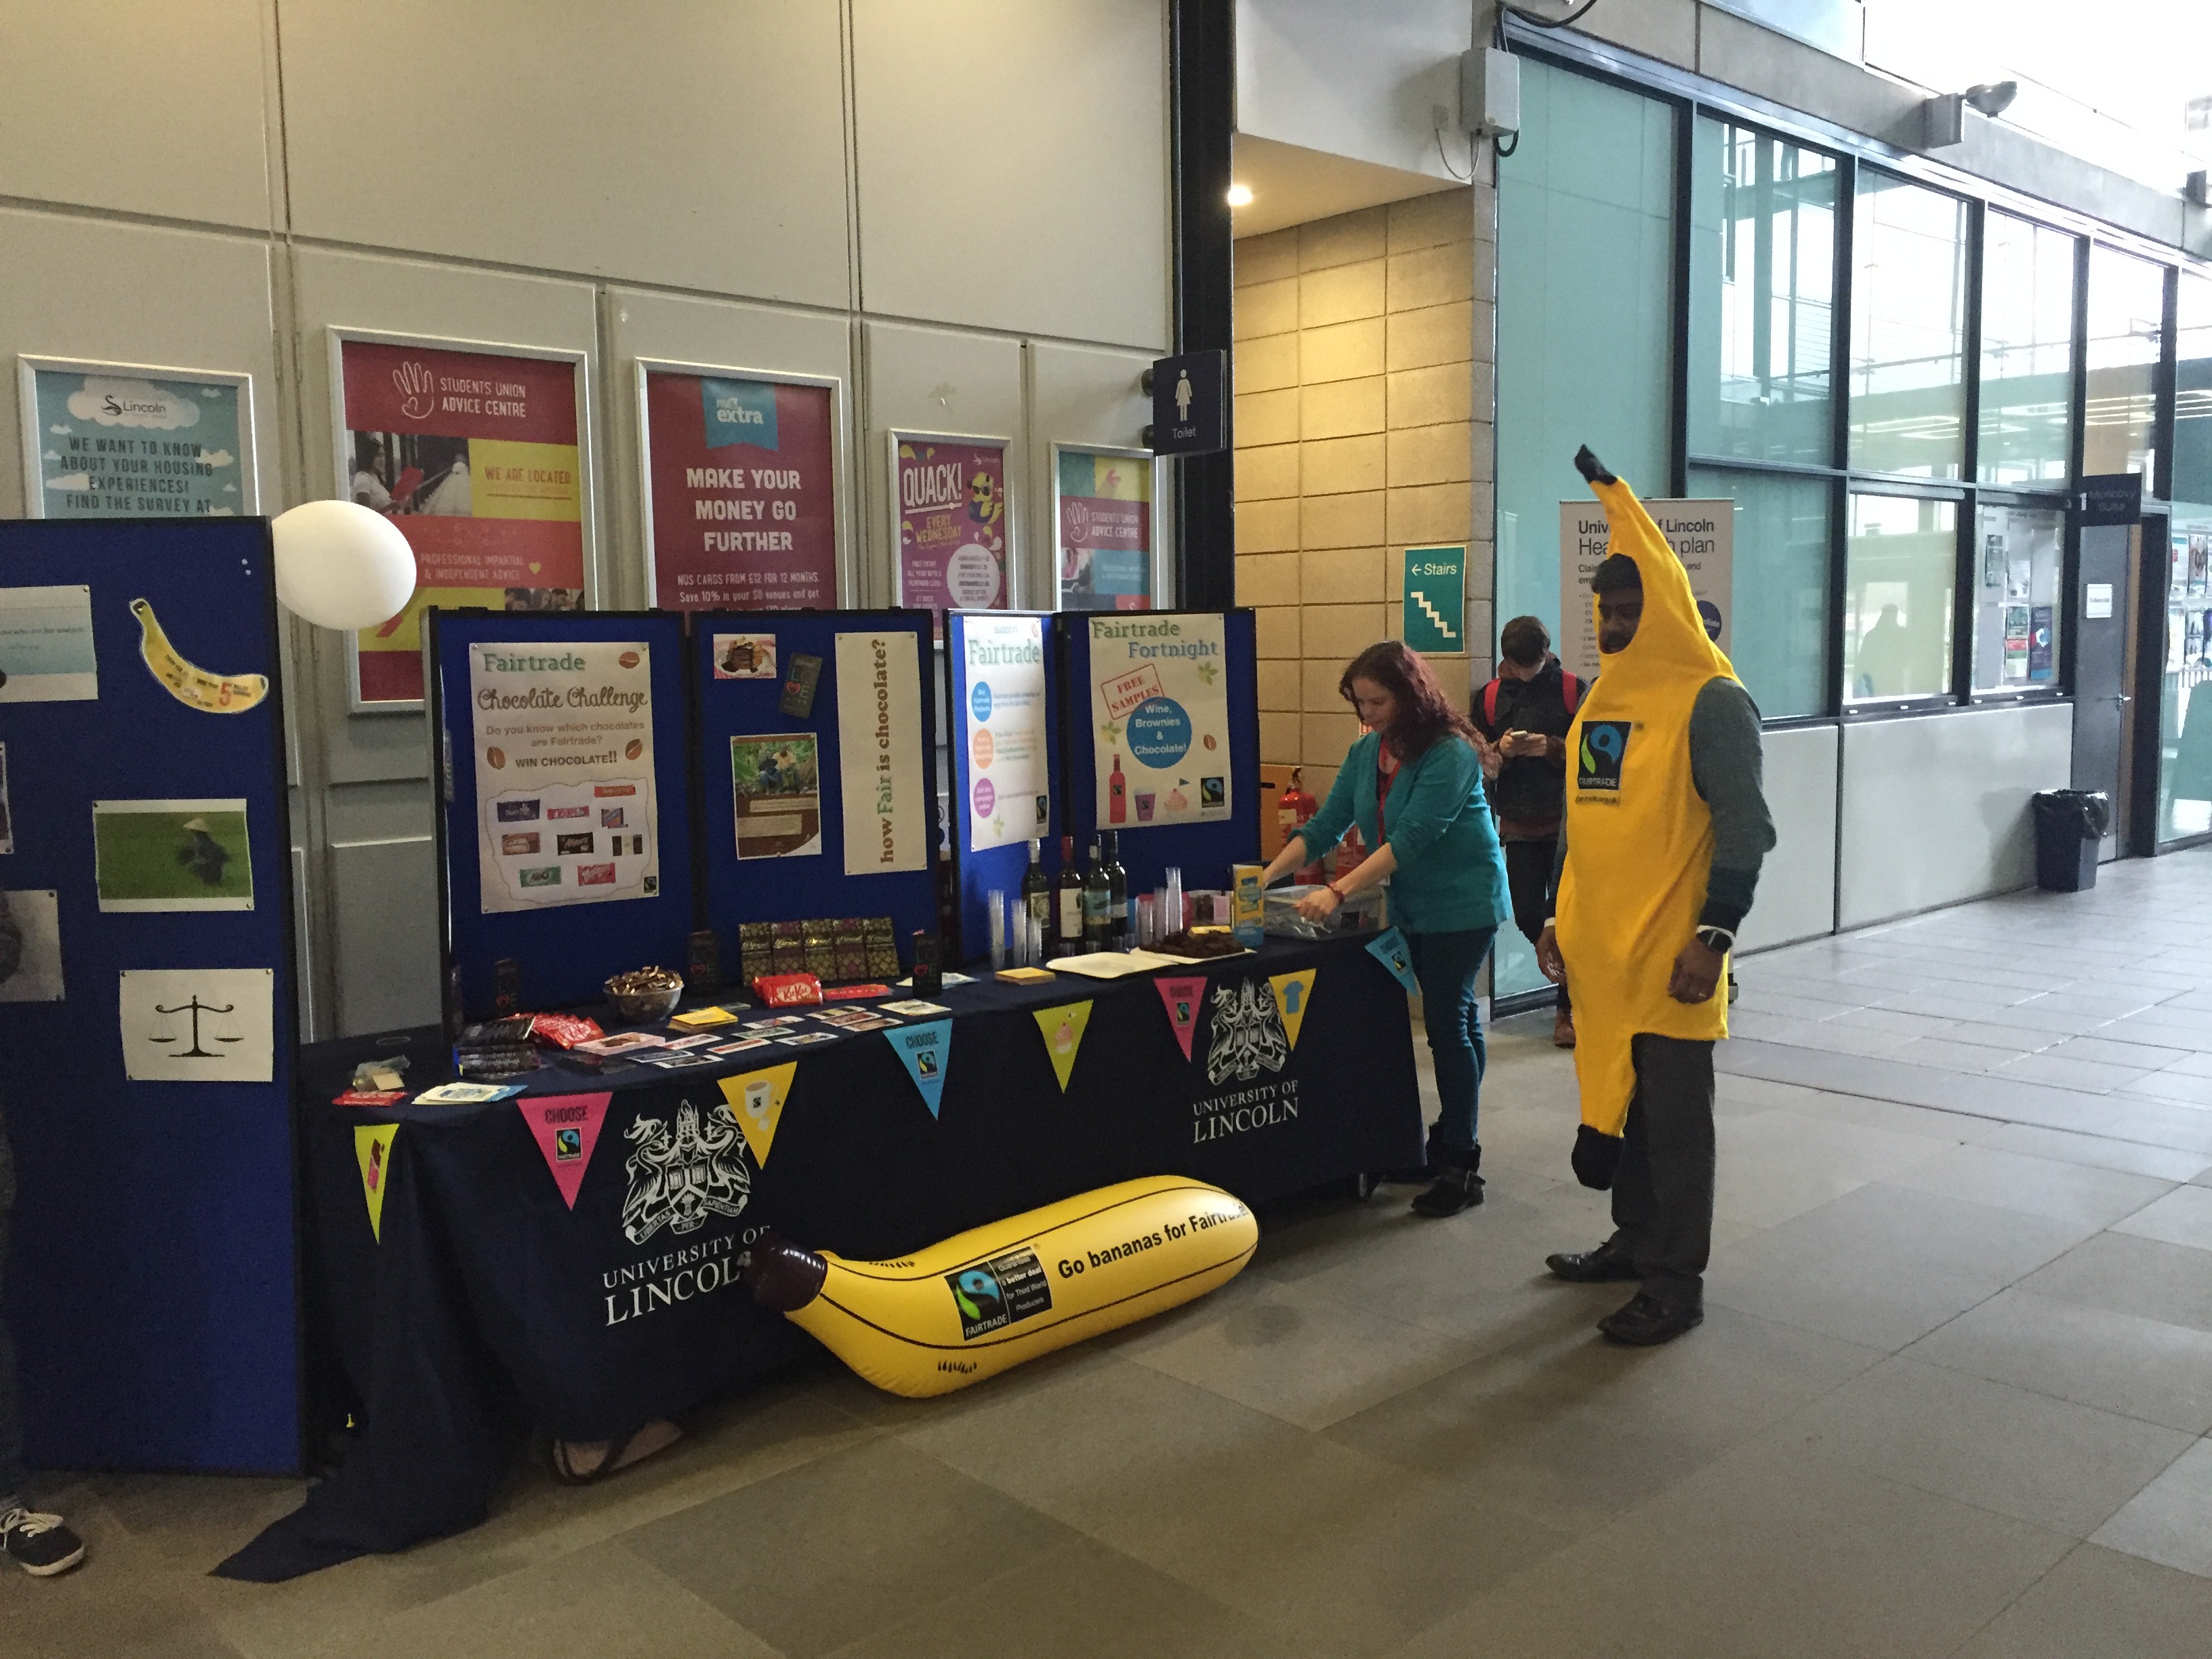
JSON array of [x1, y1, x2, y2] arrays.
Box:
[[470, 639, 660, 914], [960, 614, 1049, 850], [1088, 614, 1230, 828]]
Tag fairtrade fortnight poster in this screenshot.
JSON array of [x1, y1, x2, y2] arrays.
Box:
[[1057, 448, 1153, 612], [642, 369, 837, 610], [470, 640, 659, 914], [961, 614, 1049, 851], [340, 339, 587, 705], [1088, 614, 1230, 829], [25, 365, 251, 518], [894, 436, 1008, 632], [1557, 499, 1732, 681]]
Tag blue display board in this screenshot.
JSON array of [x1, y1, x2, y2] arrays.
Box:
[[428, 612, 695, 1024], [1057, 609, 1261, 900], [692, 610, 941, 963], [0, 518, 300, 1474], [944, 612, 1062, 963]]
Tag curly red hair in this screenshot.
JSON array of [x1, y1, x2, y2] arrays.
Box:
[[1338, 641, 1479, 761]]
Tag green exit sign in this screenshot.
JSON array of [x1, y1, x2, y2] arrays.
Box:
[[1401, 544, 1467, 655]]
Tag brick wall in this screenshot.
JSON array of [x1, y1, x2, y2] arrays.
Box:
[[1232, 187, 1496, 800]]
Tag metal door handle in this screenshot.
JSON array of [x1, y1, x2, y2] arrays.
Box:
[[2111, 695, 2132, 704]]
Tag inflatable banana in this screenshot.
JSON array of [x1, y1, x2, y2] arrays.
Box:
[[749, 1176, 1256, 1397], [129, 597, 268, 713]]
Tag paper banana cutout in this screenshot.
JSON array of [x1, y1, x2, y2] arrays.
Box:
[[130, 598, 268, 713], [748, 1176, 1256, 1397]]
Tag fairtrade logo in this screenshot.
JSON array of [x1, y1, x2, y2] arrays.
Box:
[[1578, 721, 1631, 792], [392, 360, 437, 421], [554, 1127, 582, 1162], [949, 1267, 1004, 1325]]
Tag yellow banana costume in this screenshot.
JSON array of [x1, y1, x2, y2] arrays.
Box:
[[747, 1176, 1255, 1397], [129, 597, 268, 713], [1555, 451, 1736, 1181]]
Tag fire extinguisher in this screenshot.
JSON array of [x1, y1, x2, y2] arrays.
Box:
[[1278, 769, 1324, 884]]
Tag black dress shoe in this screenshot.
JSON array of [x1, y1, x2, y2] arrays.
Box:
[[1543, 1240, 1641, 1283], [1597, 1292, 1703, 1347]]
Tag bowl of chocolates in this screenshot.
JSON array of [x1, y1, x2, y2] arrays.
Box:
[[604, 965, 684, 1023]]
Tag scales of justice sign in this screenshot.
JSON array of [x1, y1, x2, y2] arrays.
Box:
[[119, 968, 274, 1082]]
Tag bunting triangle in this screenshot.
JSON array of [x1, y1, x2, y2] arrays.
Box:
[[720, 1062, 800, 1160], [517, 1092, 612, 1209], [1269, 968, 1317, 1049], [889, 1020, 954, 1118], [1366, 927, 1419, 994], [1155, 976, 1207, 1062], [1033, 1001, 1093, 1091], [354, 1123, 400, 1242]]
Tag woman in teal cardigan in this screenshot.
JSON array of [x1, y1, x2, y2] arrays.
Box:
[[1258, 641, 1511, 1216]]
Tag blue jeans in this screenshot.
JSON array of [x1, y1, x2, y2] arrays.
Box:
[[1407, 928, 1496, 1155]]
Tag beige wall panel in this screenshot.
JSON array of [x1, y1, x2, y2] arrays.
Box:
[[329, 838, 441, 1035], [603, 289, 857, 611], [0, 1, 274, 229], [279, 0, 851, 306], [1024, 341, 1159, 608], [853, 0, 1168, 349], [861, 321, 1025, 608], [1736, 722, 1838, 953], [0, 210, 279, 518]]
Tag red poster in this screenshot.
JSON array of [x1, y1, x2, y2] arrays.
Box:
[[895, 437, 1008, 628], [642, 371, 837, 610], [338, 339, 586, 704]]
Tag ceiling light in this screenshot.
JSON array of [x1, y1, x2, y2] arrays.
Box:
[[1226, 183, 1253, 208]]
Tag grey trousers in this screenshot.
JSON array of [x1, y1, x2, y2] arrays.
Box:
[[1605, 1034, 1716, 1309], [0, 1110, 22, 1502]]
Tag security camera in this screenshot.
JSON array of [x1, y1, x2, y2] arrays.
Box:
[[1964, 81, 2018, 117]]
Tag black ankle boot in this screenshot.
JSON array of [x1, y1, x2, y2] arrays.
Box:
[[1412, 1147, 1483, 1216]]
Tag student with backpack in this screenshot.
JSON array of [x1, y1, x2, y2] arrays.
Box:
[[1472, 617, 1582, 1049]]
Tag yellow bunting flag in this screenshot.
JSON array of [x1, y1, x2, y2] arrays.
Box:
[[1269, 968, 1317, 1050], [1032, 1001, 1094, 1092], [354, 1123, 400, 1242], [720, 1062, 798, 1168]]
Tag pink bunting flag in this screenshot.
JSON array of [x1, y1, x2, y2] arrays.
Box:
[[517, 1092, 613, 1209], [1155, 975, 1208, 1062]]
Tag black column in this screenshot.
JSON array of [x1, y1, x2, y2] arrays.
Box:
[[1170, 0, 1235, 609]]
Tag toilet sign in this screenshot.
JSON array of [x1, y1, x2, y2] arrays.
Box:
[[1148, 350, 1225, 456]]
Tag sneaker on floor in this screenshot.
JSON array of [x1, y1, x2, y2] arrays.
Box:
[[1552, 1006, 1576, 1048], [1596, 1292, 1702, 1347], [1, 1507, 85, 1577]]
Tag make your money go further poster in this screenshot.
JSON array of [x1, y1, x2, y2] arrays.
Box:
[[340, 340, 586, 705]]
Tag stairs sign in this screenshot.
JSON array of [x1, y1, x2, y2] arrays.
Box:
[[1401, 544, 1467, 656]]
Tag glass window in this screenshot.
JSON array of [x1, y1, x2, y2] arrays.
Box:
[[1843, 492, 1957, 702], [1978, 215, 2077, 487], [2162, 506, 2212, 844], [1969, 503, 2064, 693], [2083, 245, 2165, 480], [1687, 118, 1837, 464], [1688, 465, 1830, 718], [2173, 273, 2212, 507], [1848, 173, 1968, 479]]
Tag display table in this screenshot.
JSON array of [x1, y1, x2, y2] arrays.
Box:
[[220, 932, 1419, 1580]]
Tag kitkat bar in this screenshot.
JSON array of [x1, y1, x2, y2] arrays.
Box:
[[752, 972, 823, 1008]]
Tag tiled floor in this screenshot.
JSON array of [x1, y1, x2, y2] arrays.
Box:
[[12, 850, 2212, 1657]]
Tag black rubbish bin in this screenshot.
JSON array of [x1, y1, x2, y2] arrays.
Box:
[[2031, 790, 2110, 893]]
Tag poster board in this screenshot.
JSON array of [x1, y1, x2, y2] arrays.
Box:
[[330, 329, 597, 710], [0, 518, 300, 1475], [428, 611, 693, 1023], [634, 359, 846, 611], [945, 611, 1062, 962], [693, 609, 941, 961], [1057, 609, 1259, 900], [1557, 498, 1733, 680], [16, 355, 258, 520]]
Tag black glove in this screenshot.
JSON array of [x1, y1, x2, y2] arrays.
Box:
[[1572, 1124, 1622, 1190]]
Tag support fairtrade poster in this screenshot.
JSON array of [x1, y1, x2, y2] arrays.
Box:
[[470, 639, 659, 913], [21, 361, 253, 518], [1557, 499, 1732, 680], [834, 630, 927, 875], [893, 436, 1008, 629], [960, 614, 1049, 850], [338, 337, 588, 705], [641, 368, 837, 610], [1088, 614, 1231, 829], [1057, 447, 1153, 611]]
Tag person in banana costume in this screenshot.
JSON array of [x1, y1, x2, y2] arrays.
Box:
[[1534, 447, 1773, 1348]]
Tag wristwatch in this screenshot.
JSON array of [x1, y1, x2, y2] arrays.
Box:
[[1694, 926, 1734, 954]]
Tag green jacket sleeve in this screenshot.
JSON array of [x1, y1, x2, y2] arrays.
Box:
[[1689, 678, 1775, 933], [1384, 737, 1481, 867], [1295, 741, 1363, 865]]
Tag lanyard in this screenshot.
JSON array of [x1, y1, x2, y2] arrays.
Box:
[[1376, 752, 1401, 846]]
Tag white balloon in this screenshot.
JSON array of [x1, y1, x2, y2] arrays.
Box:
[[270, 500, 417, 632]]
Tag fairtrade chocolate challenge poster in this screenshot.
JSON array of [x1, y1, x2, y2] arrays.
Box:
[[640, 367, 838, 610], [960, 613, 1050, 851], [336, 335, 590, 705], [470, 639, 660, 914], [893, 434, 1008, 628], [1088, 614, 1231, 830]]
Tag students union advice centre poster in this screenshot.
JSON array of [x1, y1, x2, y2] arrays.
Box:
[[340, 338, 588, 705], [1088, 614, 1230, 830]]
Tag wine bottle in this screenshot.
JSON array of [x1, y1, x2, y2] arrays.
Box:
[[1108, 753, 1128, 824], [1021, 838, 1051, 949], [1082, 838, 1111, 951], [1102, 829, 1129, 949], [1055, 833, 1085, 956]]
